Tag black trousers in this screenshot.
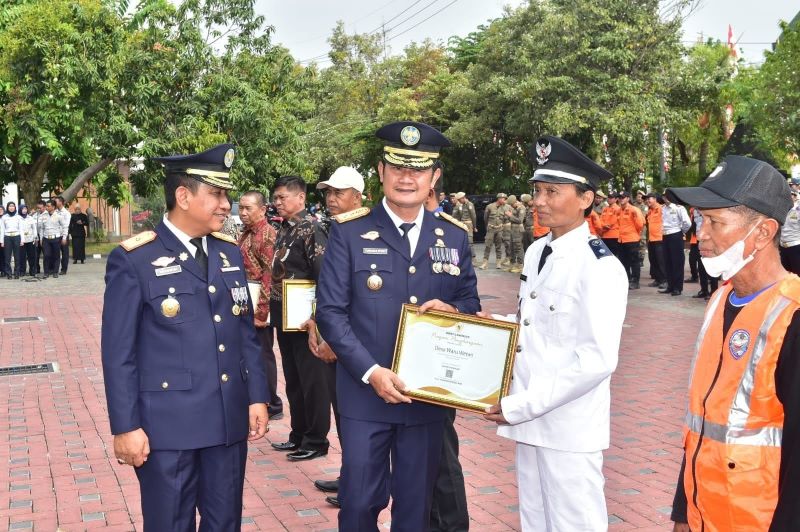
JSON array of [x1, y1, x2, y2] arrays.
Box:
[[3, 235, 22, 275], [522, 228, 533, 253], [647, 241, 667, 283], [663, 232, 686, 292], [781, 245, 800, 276], [71, 235, 86, 261], [619, 242, 640, 283], [60, 239, 69, 273], [271, 302, 330, 452], [602, 238, 620, 258], [43, 238, 61, 275], [255, 326, 283, 417], [21, 242, 36, 275], [687, 243, 700, 280], [429, 408, 469, 532], [33, 240, 42, 274]]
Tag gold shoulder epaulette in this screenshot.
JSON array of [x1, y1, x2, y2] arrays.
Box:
[[120, 231, 156, 252], [438, 212, 468, 232], [334, 207, 371, 223], [210, 231, 238, 245]]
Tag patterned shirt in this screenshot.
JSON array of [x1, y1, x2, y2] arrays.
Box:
[[270, 209, 327, 302], [238, 218, 277, 322]]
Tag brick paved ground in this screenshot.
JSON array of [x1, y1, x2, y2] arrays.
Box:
[[0, 245, 705, 530]]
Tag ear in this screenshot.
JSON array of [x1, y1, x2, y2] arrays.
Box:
[[431, 167, 442, 188], [755, 218, 779, 250], [578, 189, 594, 211], [175, 186, 192, 211], [377, 161, 385, 184]]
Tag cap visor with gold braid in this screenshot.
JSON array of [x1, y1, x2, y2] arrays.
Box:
[[376, 121, 451, 169], [154, 143, 236, 190]]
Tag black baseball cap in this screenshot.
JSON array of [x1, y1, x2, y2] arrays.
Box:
[[667, 156, 792, 223]]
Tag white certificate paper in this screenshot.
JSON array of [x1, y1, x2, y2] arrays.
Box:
[[282, 280, 316, 331], [392, 305, 518, 413]]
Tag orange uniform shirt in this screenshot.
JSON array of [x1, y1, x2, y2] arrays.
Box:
[[617, 205, 645, 243], [532, 210, 550, 238], [646, 203, 663, 242], [585, 210, 602, 236], [599, 204, 620, 239]]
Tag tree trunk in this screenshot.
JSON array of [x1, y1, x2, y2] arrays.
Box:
[[698, 139, 709, 179], [61, 157, 115, 204], [14, 153, 52, 205]]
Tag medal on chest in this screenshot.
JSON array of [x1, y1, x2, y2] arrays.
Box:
[[161, 296, 181, 318]]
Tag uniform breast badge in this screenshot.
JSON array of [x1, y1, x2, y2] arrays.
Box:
[[179, 252, 189, 262], [360, 231, 380, 241], [434, 228, 444, 236], [231, 286, 249, 316], [161, 296, 181, 318]]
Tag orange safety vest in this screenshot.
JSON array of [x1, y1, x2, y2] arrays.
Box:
[[684, 277, 800, 531], [599, 204, 620, 239], [689, 207, 698, 244], [585, 210, 601, 236], [617, 205, 644, 244], [646, 203, 663, 242]]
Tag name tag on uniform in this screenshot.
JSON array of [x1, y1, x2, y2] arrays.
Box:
[[155, 265, 182, 277], [363, 248, 388, 255], [221, 266, 241, 272]]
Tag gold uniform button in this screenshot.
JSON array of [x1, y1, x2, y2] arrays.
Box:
[[221, 374, 229, 382], [408, 266, 416, 274], [523, 319, 531, 326], [218, 344, 225, 352], [161, 382, 169, 389], [214, 315, 221, 323], [409, 296, 418, 304], [168, 287, 176, 294], [208, 286, 216, 294]]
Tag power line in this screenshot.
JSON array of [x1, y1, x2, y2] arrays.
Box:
[[378, 0, 444, 35], [364, 0, 429, 35], [385, 0, 461, 43]]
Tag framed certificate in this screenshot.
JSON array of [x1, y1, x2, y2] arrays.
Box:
[[282, 279, 316, 331], [391, 304, 519, 414]]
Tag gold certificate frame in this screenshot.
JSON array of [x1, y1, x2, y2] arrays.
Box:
[[282, 279, 316, 331], [391, 304, 519, 414]]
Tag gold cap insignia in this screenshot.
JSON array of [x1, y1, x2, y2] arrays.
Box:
[[224, 148, 235, 168], [400, 126, 420, 146]]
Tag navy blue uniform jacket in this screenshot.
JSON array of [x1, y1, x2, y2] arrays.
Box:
[[316, 203, 480, 425], [101, 222, 269, 450]]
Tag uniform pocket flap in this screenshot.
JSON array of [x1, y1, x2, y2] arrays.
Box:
[[140, 370, 192, 391], [354, 254, 392, 273], [148, 278, 194, 299]]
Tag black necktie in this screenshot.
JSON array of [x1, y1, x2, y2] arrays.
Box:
[[190, 237, 207, 274], [537, 244, 552, 274], [399, 222, 416, 256]]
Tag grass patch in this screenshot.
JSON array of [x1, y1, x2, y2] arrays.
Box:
[[86, 242, 119, 256]]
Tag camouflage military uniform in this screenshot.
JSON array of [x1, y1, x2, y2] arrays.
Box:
[[506, 197, 526, 272], [481, 196, 507, 269], [453, 196, 477, 260], [521, 194, 534, 252]]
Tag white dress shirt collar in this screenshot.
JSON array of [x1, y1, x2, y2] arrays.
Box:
[[163, 214, 206, 256], [546, 221, 591, 254], [382, 198, 425, 255]]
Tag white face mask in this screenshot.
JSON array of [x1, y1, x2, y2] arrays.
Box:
[[700, 224, 759, 281]]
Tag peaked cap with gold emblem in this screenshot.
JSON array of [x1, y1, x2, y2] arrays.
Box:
[[376, 121, 451, 169], [154, 143, 236, 190], [528, 136, 612, 191]]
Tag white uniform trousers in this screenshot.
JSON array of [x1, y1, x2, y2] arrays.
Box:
[[516, 442, 607, 532]]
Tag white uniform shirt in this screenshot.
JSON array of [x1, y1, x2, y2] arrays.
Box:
[[0, 213, 24, 240], [57, 207, 71, 238], [781, 200, 800, 246], [661, 203, 691, 235], [497, 222, 628, 452], [20, 216, 38, 244]]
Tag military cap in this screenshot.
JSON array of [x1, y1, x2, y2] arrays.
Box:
[[507, 195, 518, 203], [496, 192, 507, 199], [520, 193, 532, 202], [154, 143, 235, 190], [667, 156, 792, 223], [528, 136, 612, 191], [455, 192, 466, 200], [595, 190, 607, 199], [376, 121, 451, 169]]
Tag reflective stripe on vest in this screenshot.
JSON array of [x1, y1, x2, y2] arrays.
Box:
[[684, 412, 782, 446]]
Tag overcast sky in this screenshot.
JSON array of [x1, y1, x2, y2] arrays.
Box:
[[255, 0, 798, 66]]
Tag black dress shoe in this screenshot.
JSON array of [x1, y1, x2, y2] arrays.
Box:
[[325, 496, 340, 508], [671, 290, 682, 296], [692, 291, 709, 299], [268, 411, 284, 420], [73, 260, 77, 264], [314, 478, 339, 493], [628, 281, 639, 290], [271, 441, 299, 451], [684, 277, 698, 283], [658, 288, 671, 294], [287, 448, 327, 462], [647, 280, 660, 287]]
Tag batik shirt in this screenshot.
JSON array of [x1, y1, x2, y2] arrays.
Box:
[[238, 218, 277, 322], [270, 210, 327, 302]]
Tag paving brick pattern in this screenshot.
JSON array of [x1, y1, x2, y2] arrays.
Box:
[[0, 249, 704, 530]]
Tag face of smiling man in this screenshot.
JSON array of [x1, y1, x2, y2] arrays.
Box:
[[378, 160, 441, 220], [175, 182, 231, 236]]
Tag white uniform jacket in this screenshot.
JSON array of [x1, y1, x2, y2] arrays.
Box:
[[497, 222, 628, 452]]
